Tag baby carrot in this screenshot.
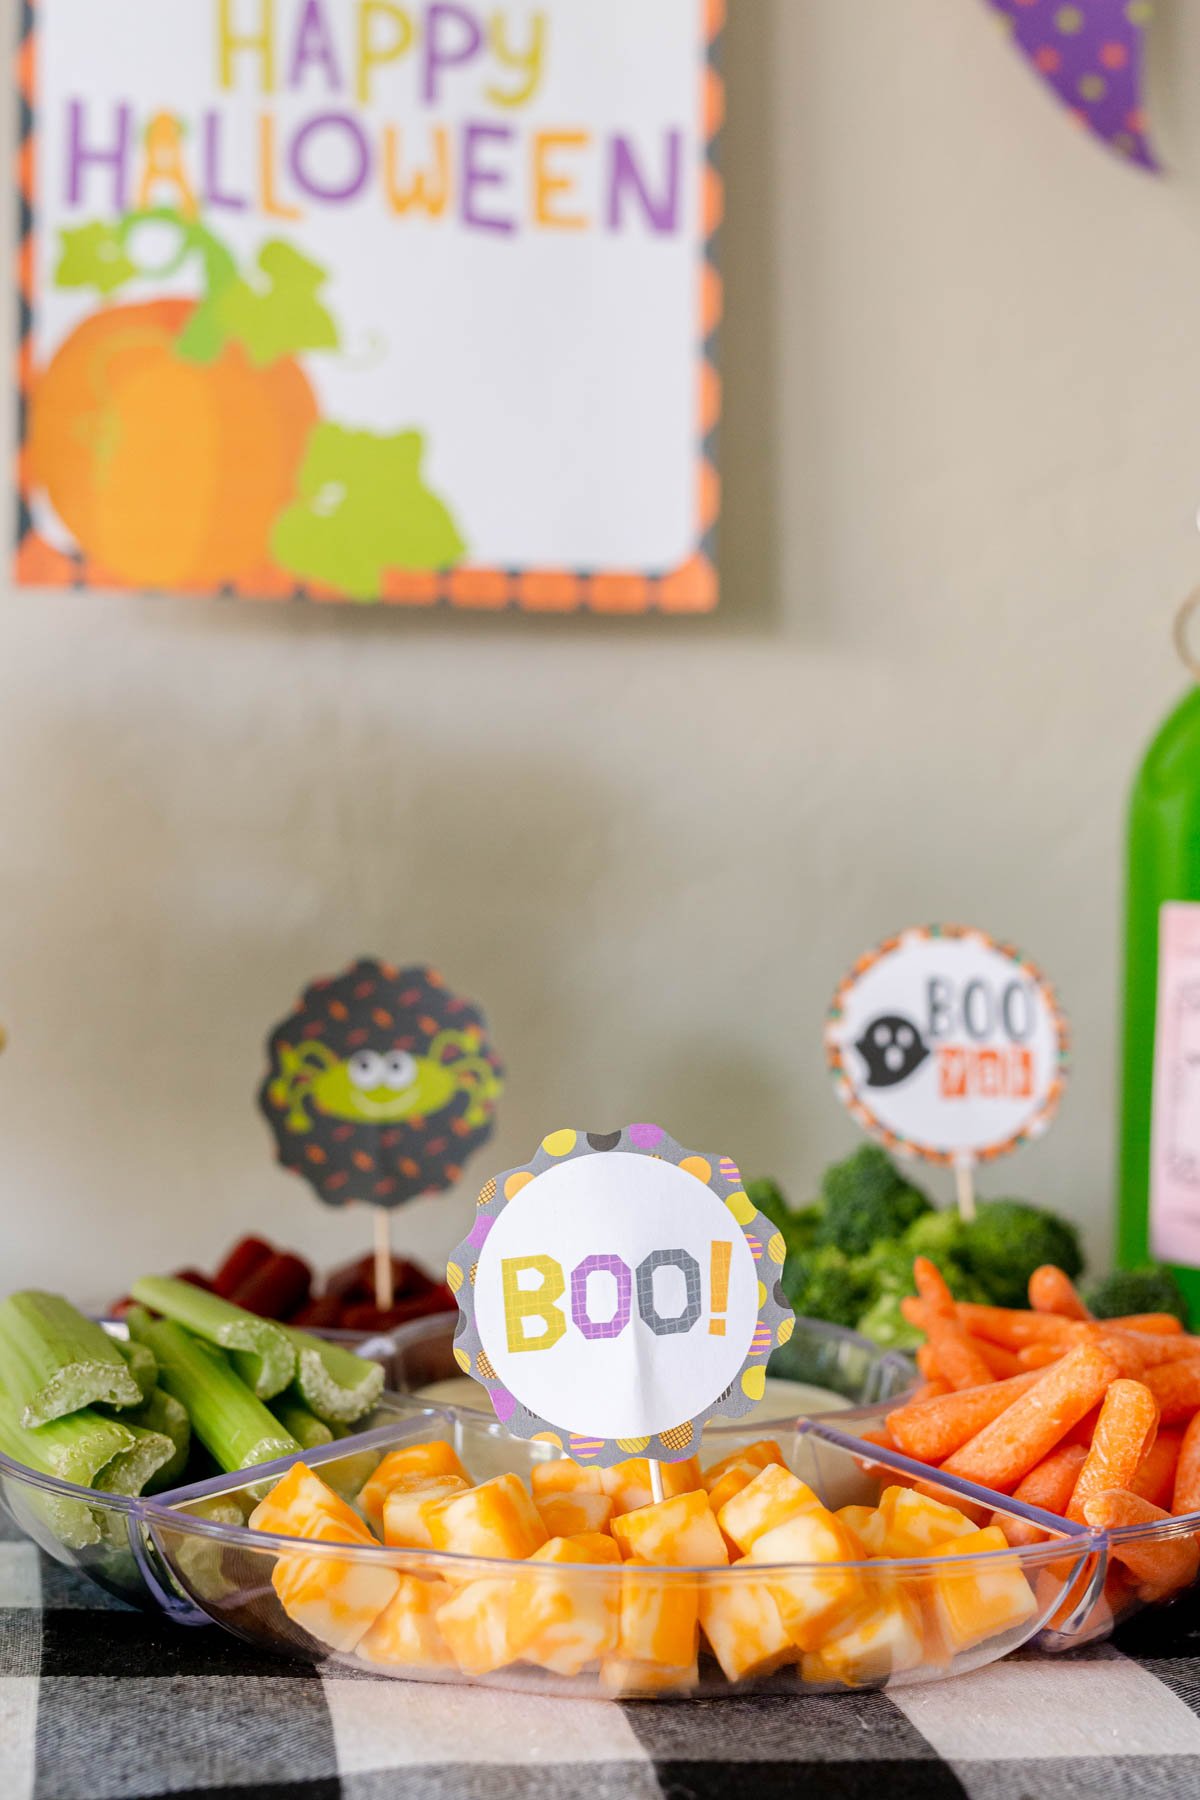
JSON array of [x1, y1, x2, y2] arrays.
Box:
[[1066, 1381, 1159, 1524], [1093, 1330, 1200, 1372], [940, 1343, 1119, 1493], [952, 1303, 1082, 1351], [1029, 1266, 1091, 1322], [1082, 1490, 1200, 1594], [916, 1343, 939, 1380], [1107, 1314, 1186, 1337], [1144, 1361, 1200, 1425], [924, 1315, 995, 1391], [910, 1378, 952, 1403], [1018, 1343, 1064, 1371], [1000, 1441, 1088, 1546], [886, 1369, 1044, 1464], [1130, 1427, 1182, 1510], [913, 1257, 956, 1317], [1172, 1413, 1200, 1515], [971, 1337, 1023, 1380]]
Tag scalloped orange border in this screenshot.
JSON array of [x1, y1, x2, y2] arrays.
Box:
[[824, 923, 1071, 1167], [12, 0, 722, 614]]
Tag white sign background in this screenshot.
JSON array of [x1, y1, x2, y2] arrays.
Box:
[[33, 0, 705, 572], [827, 931, 1064, 1160], [473, 1152, 759, 1441]]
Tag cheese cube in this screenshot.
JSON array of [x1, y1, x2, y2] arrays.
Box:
[[836, 1506, 887, 1557], [611, 1491, 728, 1568], [381, 1475, 470, 1549], [426, 1473, 547, 1561], [818, 1589, 925, 1686], [699, 1576, 794, 1683], [358, 1442, 471, 1531], [271, 1551, 399, 1653], [530, 1459, 605, 1500], [508, 1537, 620, 1676], [436, 1578, 515, 1674], [250, 1463, 379, 1546], [616, 1568, 698, 1666], [357, 1575, 452, 1667], [567, 1532, 622, 1565], [927, 1526, 1037, 1657], [600, 1456, 703, 1516], [600, 1654, 699, 1697], [706, 1458, 762, 1520], [748, 1508, 863, 1650], [535, 1492, 614, 1540], [717, 1465, 819, 1556], [702, 1440, 785, 1493], [876, 1487, 978, 1559]]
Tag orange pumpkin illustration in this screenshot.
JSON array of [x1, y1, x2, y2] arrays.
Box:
[[28, 297, 318, 589]]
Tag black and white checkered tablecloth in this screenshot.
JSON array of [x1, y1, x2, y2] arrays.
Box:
[[6, 1502, 1200, 1800]]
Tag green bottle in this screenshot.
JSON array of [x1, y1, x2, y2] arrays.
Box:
[[1119, 653, 1200, 1319]]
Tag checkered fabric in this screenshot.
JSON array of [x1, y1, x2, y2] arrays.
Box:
[[6, 1501, 1200, 1800]]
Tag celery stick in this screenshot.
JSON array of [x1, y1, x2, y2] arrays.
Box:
[[270, 1395, 334, 1450], [100, 1388, 190, 1492], [0, 1292, 140, 1425], [93, 1423, 175, 1496], [282, 1327, 384, 1425], [112, 1336, 157, 1405], [131, 1278, 294, 1400], [126, 1309, 299, 1472], [0, 1375, 136, 1550]]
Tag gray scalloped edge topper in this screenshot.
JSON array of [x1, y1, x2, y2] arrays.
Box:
[[445, 1123, 796, 1466]]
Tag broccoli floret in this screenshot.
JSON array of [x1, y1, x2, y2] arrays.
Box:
[[906, 1207, 970, 1266], [815, 1145, 932, 1257], [1083, 1265, 1189, 1327], [957, 1200, 1083, 1309], [855, 1288, 925, 1352], [784, 1245, 871, 1330]]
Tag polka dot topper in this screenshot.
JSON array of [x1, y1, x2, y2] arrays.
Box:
[[446, 1125, 796, 1466], [259, 958, 503, 1212], [985, 0, 1158, 170]]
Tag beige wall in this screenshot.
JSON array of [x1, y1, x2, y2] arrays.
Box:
[[4, 1, 1200, 1300]]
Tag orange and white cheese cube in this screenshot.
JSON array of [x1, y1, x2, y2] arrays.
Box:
[[717, 1465, 820, 1557], [426, 1472, 548, 1561], [381, 1475, 470, 1549], [250, 1463, 379, 1546], [601, 1456, 703, 1517], [699, 1575, 795, 1683], [611, 1491, 728, 1568], [358, 1441, 471, 1532], [535, 1491, 614, 1540], [836, 1506, 887, 1558], [530, 1459, 605, 1501], [876, 1487, 978, 1559], [706, 1458, 763, 1522], [616, 1569, 699, 1667], [357, 1575, 453, 1667], [508, 1536, 621, 1676], [272, 1550, 401, 1655], [927, 1525, 1037, 1657], [701, 1440, 785, 1494], [748, 1507, 863, 1650], [817, 1589, 925, 1686], [436, 1577, 515, 1674]]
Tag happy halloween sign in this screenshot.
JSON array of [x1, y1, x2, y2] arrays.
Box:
[[449, 1127, 795, 1464], [14, 0, 719, 612]]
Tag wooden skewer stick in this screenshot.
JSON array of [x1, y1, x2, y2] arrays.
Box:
[[649, 1459, 665, 1504], [953, 1155, 978, 1223], [373, 1208, 395, 1312]]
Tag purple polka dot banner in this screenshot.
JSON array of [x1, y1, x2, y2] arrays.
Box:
[[986, 0, 1158, 171], [446, 1125, 796, 1465]]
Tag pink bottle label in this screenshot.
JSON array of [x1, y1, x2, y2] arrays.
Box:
[[1150, 902, 1200, 1265]]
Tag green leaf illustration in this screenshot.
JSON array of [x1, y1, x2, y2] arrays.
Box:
[[54, 222, 137, 297], [271, 424, 468, 600], [198, 241, 339, 368]]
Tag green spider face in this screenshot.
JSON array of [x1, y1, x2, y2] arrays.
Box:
[[308, 1049, 460, 1124]]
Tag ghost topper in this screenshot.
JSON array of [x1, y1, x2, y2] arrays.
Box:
[[854, 1014, 930, 1088]]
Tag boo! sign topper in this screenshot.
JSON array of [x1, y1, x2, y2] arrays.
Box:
[[447, 1126, 795, 1465], [825, 925, 1069, 1167]]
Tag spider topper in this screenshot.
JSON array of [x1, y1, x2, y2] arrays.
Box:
[[259, 959, 504, 1211]]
